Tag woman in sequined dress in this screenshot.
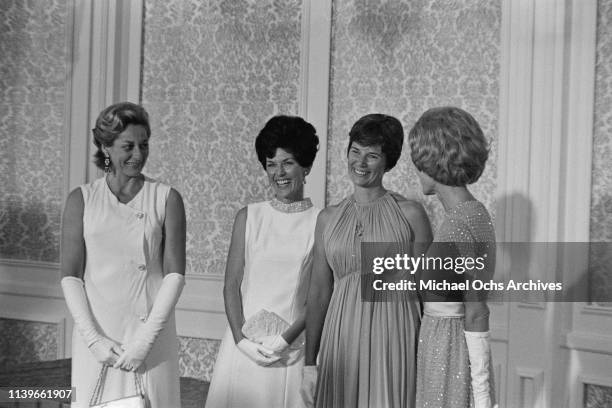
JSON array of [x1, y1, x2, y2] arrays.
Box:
[[302, 114, 433, 408], [408, 106, 497, 408], [206, 115, 320, 408]]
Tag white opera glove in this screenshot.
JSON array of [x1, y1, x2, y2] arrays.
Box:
[[259, 334, 290, 353], [300, 365, 318, 408], [237, 338, 281, 366], [89, 337, 124, 366], [61, 276, 123, 365], [465, 331, 493, 408], [61, 276, 103, 346], [114, 273, 185, 371]]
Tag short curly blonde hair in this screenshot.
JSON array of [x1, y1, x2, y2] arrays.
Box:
[[408, 106, 488, 186]]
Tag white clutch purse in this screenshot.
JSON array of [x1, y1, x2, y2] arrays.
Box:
[[242, 309, 304, 366]]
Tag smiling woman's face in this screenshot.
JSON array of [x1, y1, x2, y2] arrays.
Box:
[[265, 147, 307, 203], [347, 141, 387, 189], [104, 124, 149, 178]]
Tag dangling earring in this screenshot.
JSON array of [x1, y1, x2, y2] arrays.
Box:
[[303, 170, 309, 185], [104, 154, 111, 173]]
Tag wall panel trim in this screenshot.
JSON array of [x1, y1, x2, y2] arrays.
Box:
[[299, 0, 332, 209]]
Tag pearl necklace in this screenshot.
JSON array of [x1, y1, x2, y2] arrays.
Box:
[[270, 198, 313, 213]]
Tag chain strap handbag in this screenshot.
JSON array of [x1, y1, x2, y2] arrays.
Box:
[[89, 365, 147, 408]]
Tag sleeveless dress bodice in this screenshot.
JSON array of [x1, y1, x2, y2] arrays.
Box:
[[206, 200, 320, 408], [316, 191, 421, 408], [70, 176, 180, 408]]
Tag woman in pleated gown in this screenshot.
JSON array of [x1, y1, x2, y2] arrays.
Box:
[[302, 114, 433, 408]]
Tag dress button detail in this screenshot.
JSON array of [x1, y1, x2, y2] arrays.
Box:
[[137, 264, 146, 271], [136, 212, 144, 219]]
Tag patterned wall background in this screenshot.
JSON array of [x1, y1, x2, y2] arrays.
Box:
[[326, 0, 500, 231], [178, 337, 220, 382], [585, 384, 612, 408], [0, 318, 58, 368], [590, 0, 612, 307], [141, 0, 303, 276], [0, 0, 69, 262]]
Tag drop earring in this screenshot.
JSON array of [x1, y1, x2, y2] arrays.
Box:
[[104, 154, 111, 173]]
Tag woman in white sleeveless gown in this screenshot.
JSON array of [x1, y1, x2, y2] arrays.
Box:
[[61, 102, 185, 408], [206, 116, 320, 408]]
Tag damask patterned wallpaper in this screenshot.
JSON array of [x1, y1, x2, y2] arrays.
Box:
[[326, 0, 500, 231], [590, 0, 612, 306], [0, 318, 58, 368], [178, 336, 220, 382], [0, 0, 69, 262], [141, 0, 303, 276]]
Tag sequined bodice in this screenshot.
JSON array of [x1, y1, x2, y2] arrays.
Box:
[[424, 200, 496, 316]]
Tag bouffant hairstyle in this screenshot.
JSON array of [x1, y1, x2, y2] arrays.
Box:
[[348, 114, 404, 171], [255, 115, 319, 169], [92, 102, 151, 170], [408, 106, 489, 186]]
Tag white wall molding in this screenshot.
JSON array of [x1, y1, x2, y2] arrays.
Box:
[[497, 1, 595, 407], [0, 260, 63, 299], [515, 367, 545, 408], [65, 0, 145, 189], [572, 374, 612, 408], [299, 0, 332, 209], [566, 331, 612, 355]]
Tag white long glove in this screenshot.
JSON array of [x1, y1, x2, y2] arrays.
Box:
[[61, 276, 122, 365], [300, 365, 318, 408], [465, 331, 493, 408], [114, 273, 185, 371], [259, 334, 290, 353], [237, 338, 281, 365]]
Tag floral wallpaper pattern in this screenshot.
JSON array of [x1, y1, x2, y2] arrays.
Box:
[[178, 336, 220, 382], [141, 0, 303, 276], [0, 318, 58, 368], [590, 0, 612, 306], [585, 383, 612, 408], [326, 0, 500, 231], [0, 0, 68, 262]]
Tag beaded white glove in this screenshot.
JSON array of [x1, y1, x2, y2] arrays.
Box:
[[114, 273, 184, 371], [259, 334, 290, 353], [465, 331, 493, 408], [300, 365, 318, 408], [237, 338, 280, 366]]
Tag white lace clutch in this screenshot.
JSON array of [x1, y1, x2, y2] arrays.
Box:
[[241, 309, 304, 366], [242, 309, 290, 340]]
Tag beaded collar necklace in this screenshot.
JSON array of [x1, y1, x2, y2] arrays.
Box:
[[270, 197, 313, 213]]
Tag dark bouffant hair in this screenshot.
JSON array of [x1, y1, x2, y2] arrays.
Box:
[[255, 115, 319, 169], [348, 114, 404, 171], [92, 102, 151, 170], [408, 106, 489, 186]]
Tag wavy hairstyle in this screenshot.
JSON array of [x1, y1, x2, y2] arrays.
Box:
[[408, 106, 489, 186], [91, 102, 151, 170]]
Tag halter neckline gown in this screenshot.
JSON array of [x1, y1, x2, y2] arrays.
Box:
[[315, 191, 421, 408]]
